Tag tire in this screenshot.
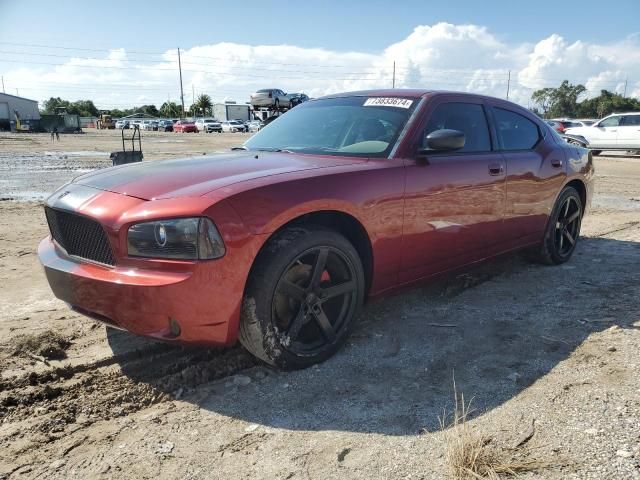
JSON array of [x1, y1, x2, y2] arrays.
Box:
[[527, 186, 583, 265], [289, 101, 294, 109], [591, 150, 602, 156], [239, 226, 365, 369]]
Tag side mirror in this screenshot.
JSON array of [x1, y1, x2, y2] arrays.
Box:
[[418, 129, 465, 156]]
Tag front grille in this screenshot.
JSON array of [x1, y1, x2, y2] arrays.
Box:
[[44, 207, 116, 266]]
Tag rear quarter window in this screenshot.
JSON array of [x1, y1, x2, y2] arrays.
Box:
[[494, 108, 541, 150]]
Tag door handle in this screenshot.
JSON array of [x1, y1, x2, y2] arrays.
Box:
[[551, 159, 563, 168], [488, 163, 504, 176]]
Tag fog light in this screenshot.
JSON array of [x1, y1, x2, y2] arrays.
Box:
[[168, 317, 181, 337]]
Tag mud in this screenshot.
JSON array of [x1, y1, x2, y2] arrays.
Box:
[[12, 330, 71, 360]]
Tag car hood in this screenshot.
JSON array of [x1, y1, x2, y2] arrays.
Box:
[[73, 151, 364, 200]]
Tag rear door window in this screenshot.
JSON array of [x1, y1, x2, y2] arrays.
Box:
[[621, 115, 640, 126], [424, 102, 492, 153], [493, 108, 540, 150]]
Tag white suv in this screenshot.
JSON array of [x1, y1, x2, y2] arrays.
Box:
[[195, 118, 222, 133], [564, 112, 640, 154]]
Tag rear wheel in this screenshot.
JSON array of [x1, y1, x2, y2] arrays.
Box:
[[239, 227, 365, 369], [528, 186, 583, 265]]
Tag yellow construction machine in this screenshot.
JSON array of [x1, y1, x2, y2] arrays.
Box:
[[96, 111, 115, 129]]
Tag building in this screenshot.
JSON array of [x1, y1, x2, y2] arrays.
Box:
[[212, 102, 252, 122], [0, 92, 40, 131]]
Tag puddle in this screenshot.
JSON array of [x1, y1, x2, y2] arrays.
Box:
[[0, 152, 110, 200], [43, 151, 111, 157]]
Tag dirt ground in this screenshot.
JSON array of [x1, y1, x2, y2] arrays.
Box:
[[0, 130, 639, 479]]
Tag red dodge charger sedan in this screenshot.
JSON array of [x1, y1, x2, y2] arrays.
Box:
[[39, 90, 594, 369]]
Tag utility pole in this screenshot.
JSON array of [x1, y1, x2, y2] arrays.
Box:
[[177, 47, 185, 118], [623, 77, 628, 98], [192, 84, 195, 108], [1, 76, 4, 93], [506, 70, 511, 100], [392, 61, 396, 89]]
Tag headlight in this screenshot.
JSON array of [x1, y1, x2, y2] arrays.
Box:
[[127, 217, 225, 260]]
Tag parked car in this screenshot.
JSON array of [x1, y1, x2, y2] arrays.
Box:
[[157, 120, 174, 132], [234, 119, 251, 132], [142, 121, 158, 131], [250, 88, 294, 110], [247, 120, 262, 132], [38, 89, 593, 369], [221, 120, 246, 132], [571, 119, 597, 127], [195, 118, 222, 133], [173, 120, 197, 133], [115, 120, 130, 129], [204, 120, 223, 133], [564, 112, 640, 154], [546, 120, 582, 133], [289, 93, 309, 107]]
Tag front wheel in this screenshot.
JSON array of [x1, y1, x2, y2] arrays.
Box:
[[528, 186, 583, 265], [239, 227, 365, 369]]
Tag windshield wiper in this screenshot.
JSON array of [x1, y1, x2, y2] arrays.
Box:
[[231, 146, 248, 151]]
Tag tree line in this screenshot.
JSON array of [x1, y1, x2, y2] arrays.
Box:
[[41, 94, 215, 118], [41, 83, 640, 121], [531, 80, 640, 119]]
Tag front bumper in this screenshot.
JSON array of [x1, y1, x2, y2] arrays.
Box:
[[38, 226, 252, 346]]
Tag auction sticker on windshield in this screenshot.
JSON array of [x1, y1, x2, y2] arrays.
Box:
[[363, 97, 413, 108]]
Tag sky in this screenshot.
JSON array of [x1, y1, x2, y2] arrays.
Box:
[[1, 0, 639, 110]]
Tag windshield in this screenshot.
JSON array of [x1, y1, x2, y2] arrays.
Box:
[[244, 96, 417, 157]]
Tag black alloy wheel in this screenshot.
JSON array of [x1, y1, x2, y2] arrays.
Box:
[[554, 194, 581, 259], [528, 186, 583, 265], [239, 227, 365, 369], [272, 246, 358, 356]]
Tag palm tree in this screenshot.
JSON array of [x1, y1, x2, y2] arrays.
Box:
[[195, 94, 213, 117], [160, 101, 181, 118]]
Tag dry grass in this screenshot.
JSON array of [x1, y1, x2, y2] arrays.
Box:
[[439, 381, 554, 479]]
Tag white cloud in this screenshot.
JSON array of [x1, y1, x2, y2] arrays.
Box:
[[3, 22, 639, 110]]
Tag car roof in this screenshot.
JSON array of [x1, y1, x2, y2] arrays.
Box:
[[316, 89, 525, 104]]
